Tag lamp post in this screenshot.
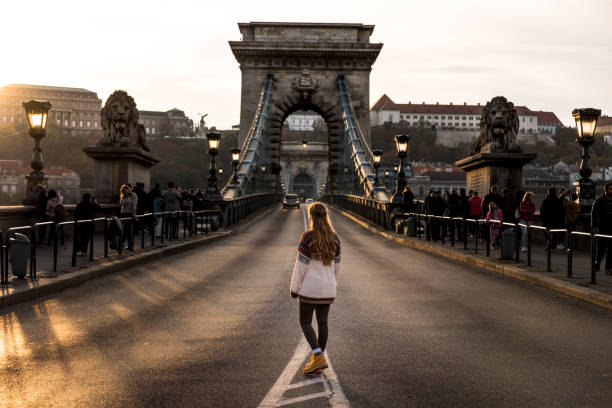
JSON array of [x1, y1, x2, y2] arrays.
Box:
[[23, 100, 52, 205], [302, 139, 308, 151], [204, 131, 223, 201], [230, 147, 240, 185], [372, 150, 382, 186], [572, 108, 601, 212], [391, 134, 411, 203]]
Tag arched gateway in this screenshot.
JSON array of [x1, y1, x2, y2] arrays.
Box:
[[223, 22, 388, 202]]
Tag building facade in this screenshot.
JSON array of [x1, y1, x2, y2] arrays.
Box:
[[138, 108, 194, 138], [285, 113, 319, 131], [0, 84, 102, 136], [0, 160, 22, 202], [370, 94, 562, 135]]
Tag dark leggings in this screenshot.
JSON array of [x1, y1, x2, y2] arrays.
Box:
[[299, 302, 330, 352]]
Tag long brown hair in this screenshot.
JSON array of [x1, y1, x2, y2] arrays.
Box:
[[308, 202, 337, 266]]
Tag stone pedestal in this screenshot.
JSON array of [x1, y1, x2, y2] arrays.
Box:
[[456, 152, 536, 197], [83, 147, 160, 204]]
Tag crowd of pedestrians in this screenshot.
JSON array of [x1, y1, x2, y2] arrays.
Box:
[[400, 182, 612, 274]]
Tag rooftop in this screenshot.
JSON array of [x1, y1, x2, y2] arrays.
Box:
[[1, 83, 97, 94]]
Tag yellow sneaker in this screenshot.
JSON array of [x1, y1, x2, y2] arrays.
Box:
[[303, 353, 327, 375]]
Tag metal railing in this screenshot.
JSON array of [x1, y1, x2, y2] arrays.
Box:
[[330, 194, 612, 285], [0, 193, 275, 284]]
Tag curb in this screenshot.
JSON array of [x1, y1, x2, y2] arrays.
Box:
[[0, 204, 276, 308], [331, 206, 612, 311]]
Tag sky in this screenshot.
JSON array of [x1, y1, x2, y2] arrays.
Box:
[[1, 0, 611, 129]]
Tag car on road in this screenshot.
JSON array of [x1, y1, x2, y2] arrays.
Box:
[[305, 198, 314, 205], [283, 194, 300, 209]]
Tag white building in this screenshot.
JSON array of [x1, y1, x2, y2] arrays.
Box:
[[286, 113, 319, 131], [370, 95, 562, 135]]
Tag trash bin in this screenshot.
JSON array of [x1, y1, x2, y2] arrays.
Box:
[[10, 233, 31, 278], [501, 228, 515, 260], [403, 217, 417, 237]]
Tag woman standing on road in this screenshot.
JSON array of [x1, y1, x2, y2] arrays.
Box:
[[290, 202, 342, 375]]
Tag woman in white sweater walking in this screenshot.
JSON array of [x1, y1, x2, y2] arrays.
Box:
[[290, 202, 342, 375]]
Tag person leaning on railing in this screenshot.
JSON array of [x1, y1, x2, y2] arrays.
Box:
[[591, 182, 612, 275]]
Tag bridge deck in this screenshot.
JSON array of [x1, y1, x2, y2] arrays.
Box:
[[0, 206, 610, 407]]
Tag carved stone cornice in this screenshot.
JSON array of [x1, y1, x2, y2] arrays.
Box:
[[229, 41, 382, 68]]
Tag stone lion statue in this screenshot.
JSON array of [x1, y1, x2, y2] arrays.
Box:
[[471, 96, 520, 154], [99, 90, 149, 151]]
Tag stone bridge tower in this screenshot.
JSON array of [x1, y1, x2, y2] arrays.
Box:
[[229, 22, 382, 197]]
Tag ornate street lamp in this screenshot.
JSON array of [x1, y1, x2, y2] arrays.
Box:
[[302, 139, 308, 150], [23, 100, 52, 205], [204, 131, 223, 201], [391, 134, 411, 203], [372, 150, 382, 186], [230, 147, 240, 185], [572, 108, 601, 212]]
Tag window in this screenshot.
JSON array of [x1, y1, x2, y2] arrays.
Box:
[[1, 185, 7, 193], [152, 128, 156, 134], [10, 185, 16, 193], [441, 122, 446, 126], [412, 122, 418, 126], [57, 119, 61, 125], [455, 116, 459, 120], [72, 120, 76, 127], [530, 117, 533, 122], [434, 116, 438, 119], [462, 123, 467, 127], [10, 117, 14, 122], [64, 120, 68, 126], [462, 116, 466, 120], [455, 123, 459, 126], [1, 117, 5, 123], [94, 121, 98, 128], [79, 120, 83, 127], [146, 127, 150, 134], [87, 121, 91, 127], [420, 116, 424, 119]]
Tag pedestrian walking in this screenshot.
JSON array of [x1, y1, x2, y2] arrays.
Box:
[[486, 202, 503, 248], [402, 186, 415, 213], [163, 182, 182, 239], [290, 202, 341, 375], [153, 189, 165, 238], [74, 193, 100, 256], [540, 187, 565, 249], [457, 188, 469, 240], [564, 193, 579, 246], [500, 188, 516, 224], [468, 191, 482, 237], [519, 192, 536, 252], [119, 184, 138, 250], [428, 191, 446, 241], [46, 189, 65, 245], [591, 182, 612, 275]]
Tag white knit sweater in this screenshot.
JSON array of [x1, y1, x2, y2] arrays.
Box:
[[290, 230, 342, 304]]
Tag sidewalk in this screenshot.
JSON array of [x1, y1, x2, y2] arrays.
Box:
[[332, 207, 612, 310], [0, 206, 274, 308]]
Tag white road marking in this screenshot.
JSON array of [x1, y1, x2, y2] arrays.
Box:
[[285, 377, 326, 390], [276, 391, 332, 407], [256, 207, 350, 407]]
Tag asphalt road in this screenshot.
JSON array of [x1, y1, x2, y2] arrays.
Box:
[[0, 205, 610, 407]]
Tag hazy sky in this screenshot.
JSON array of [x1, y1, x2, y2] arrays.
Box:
[[1, 0, 610, 128]]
